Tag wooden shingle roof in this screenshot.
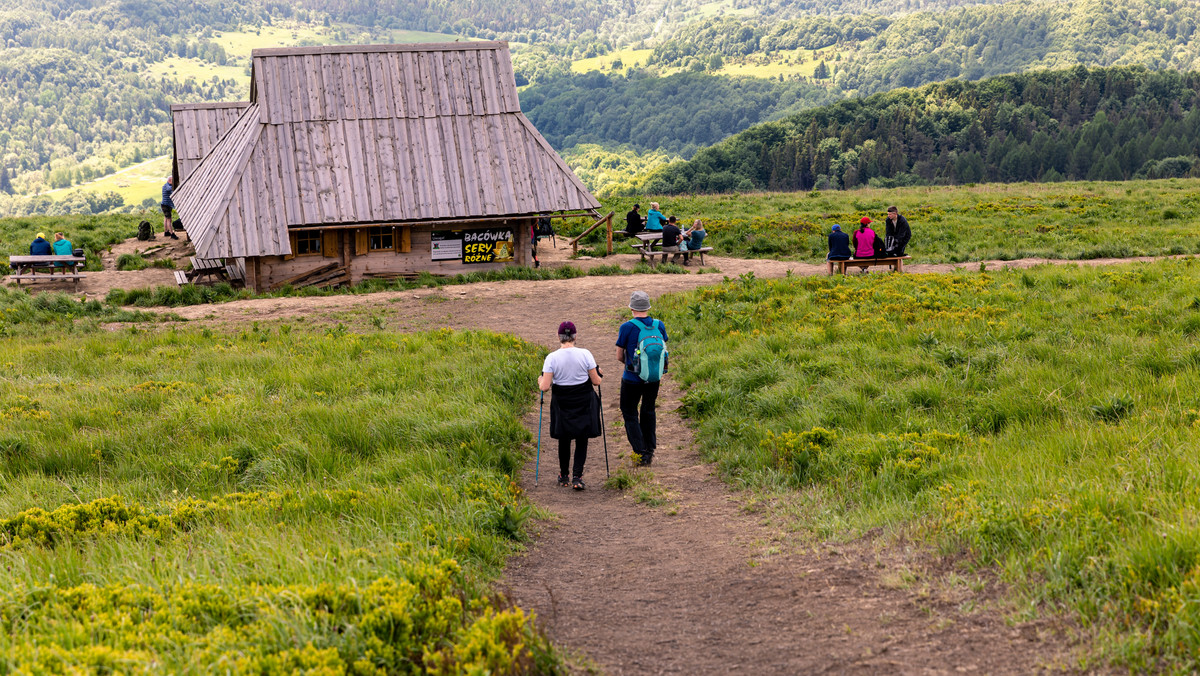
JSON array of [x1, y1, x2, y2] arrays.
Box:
[[170, 102, 250, 183], [174, 41, 599, 260]]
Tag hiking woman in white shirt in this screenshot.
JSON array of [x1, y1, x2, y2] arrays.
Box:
[[539, 321, 603, 490]]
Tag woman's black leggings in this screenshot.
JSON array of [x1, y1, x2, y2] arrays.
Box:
[[558, 437, 589, 478]]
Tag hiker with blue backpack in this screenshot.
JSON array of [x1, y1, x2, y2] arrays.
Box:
[[615, 290, 668, 466]]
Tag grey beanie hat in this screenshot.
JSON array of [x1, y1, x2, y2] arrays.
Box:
[[629, 290, 651, 311]]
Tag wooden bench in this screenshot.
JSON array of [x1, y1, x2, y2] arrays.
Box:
[[7, 255, 87, 290], [187, 257, 226, 284], [827, 256, 911, 275], [176, 257, 246, 287]]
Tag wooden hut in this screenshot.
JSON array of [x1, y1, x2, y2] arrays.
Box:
[[172, 41, 600, 292], [170, 102, 250, 184]]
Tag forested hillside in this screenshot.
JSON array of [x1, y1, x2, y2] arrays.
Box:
[[647, 0, 1200, 91], [642, 66, 1200, 193], [522, 70, 837, 158], [6, 0, 1200, 216]]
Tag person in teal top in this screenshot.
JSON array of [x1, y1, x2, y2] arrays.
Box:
[[51, 232, 74, 268], [52, 232, 73, 256], [644, 202, 666, 231]]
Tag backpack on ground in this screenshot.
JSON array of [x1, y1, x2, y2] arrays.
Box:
[[631, 319, 668, 383], [137, 220, 154, 241]]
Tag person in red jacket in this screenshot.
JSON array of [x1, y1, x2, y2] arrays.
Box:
[[854, 217, 877, 258]]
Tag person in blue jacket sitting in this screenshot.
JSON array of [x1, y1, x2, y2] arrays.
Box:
[[29, 232, 52, 255], [644, 202, 666, 231], [827, 224, 852, 261]]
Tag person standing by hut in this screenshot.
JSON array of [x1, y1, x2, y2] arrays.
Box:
[[161, 176, 179, 240], [539, 321, 603, 490]]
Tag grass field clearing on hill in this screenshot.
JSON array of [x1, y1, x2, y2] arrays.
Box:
[[654, 259, 1200, 669], [0, 296, 561, 672], [41, 157, 172, 210], [583, 179, 1200, 263], [571, 48, 656, 75]]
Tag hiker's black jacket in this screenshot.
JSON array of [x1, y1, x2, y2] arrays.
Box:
[[550, 382, 601, 439]]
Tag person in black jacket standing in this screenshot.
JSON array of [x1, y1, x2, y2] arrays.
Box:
[[884, 206, 911, 257], [827, 224, 851, 261]]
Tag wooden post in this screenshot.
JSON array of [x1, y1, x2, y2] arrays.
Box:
[[606, 212, 613, 255]]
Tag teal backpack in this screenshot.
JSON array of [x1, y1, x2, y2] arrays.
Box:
[[632, 319, 667, 383]]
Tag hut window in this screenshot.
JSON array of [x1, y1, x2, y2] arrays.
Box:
[[368, 226, 395, 251], [296, 231, 322, 256]]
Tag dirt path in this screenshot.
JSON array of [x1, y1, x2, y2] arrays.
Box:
[[121, 247, 1154, 672]]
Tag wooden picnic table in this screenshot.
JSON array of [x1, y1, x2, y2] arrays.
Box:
[[628, 231, 713, 265], [7, 255, 87, 290]]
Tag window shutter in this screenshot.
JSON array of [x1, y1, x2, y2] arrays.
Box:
[[322, 230, 338, 258], [355, 229, 368, 256], [398, 226, 411, 253], [284, 232, 297, 260]]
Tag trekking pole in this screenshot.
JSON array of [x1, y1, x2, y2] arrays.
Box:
[[535, 391, 544, 487], [598, 383, 610, 478]]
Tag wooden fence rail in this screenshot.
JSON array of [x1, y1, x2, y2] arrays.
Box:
[[567, 211, 615, 256]]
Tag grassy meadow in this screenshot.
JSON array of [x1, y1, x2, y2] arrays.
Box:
[[583, 178, 1200, 263], [0, 289, 561, 673], [652, 259, 1200, 669], [42, 156, 172, 210]]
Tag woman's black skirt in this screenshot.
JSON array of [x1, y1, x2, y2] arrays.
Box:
[[550, 382, 601, 440]]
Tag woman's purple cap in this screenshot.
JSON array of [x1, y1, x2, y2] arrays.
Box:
[[558, 321, 576, 335]]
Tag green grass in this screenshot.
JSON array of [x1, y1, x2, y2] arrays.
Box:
[[587, 178, 1200, 263], [653, 259, 1200, 669], [0, 308, 564, 672]]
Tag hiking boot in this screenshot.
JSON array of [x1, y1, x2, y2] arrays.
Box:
[[572, 477, 586, 491], [557, 474, 570, 487], [637, 454, 653, 467]]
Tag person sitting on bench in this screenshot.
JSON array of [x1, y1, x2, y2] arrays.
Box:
[[52, 232, 76, 267], [854, 217, 879, 260], [661, 216, 683, 263], [883, 206, 911, 257], [29, 233, 51, 256], [645, 202, 666, 232], [680, 219, 707, 265], [827, 224, 851, 261], [626, 204, 644, 237]]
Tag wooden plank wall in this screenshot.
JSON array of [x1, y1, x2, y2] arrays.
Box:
[[172, 102, 250, 183], [251, 221, 532, 291]]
